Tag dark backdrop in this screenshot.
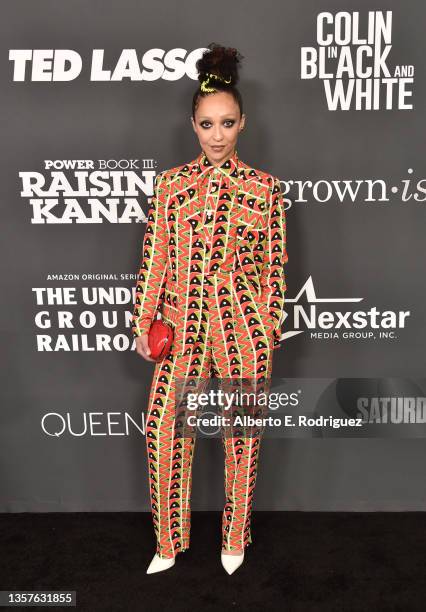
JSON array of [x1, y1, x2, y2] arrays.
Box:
[[1, 0, 425, 511]]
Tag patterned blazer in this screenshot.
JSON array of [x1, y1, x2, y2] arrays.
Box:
[[131, 149, 288, 357]]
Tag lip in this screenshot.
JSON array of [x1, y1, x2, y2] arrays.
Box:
[[211, 145, 225, 150]]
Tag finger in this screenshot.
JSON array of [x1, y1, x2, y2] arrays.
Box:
[[141, 334, 152, 357], [141, 336, 156, 361], [136, 336, 156, 362]]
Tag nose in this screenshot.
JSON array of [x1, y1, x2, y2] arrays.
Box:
[[212, 126, 224, 142]]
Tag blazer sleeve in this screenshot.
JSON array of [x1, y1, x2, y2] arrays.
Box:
[[259, 175, 288, 348], [131, 171, 169, 338]]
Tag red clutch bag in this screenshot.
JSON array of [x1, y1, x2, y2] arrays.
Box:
[[148, 319, 174, 361]]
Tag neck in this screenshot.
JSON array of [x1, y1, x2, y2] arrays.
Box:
[[205, 147, 235, 168]]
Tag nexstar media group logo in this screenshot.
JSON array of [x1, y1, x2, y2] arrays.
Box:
[[301, 10, 415, 110], [280, 277, 410, 341]]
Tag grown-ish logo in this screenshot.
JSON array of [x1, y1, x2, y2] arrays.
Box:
[[300, 11, 415, 110]]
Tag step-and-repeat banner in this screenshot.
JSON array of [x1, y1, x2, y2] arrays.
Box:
[[1, 1, 425, 511]]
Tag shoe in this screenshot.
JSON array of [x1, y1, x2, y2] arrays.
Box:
[[221, 550, 245, 575], [146, 553, 176, 574]]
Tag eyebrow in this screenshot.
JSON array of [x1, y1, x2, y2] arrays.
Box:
[[198, 115, 237, 120]]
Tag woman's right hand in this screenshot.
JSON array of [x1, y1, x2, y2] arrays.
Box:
[[135, 334, 156, 362]]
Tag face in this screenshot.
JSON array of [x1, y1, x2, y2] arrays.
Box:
[[191, 91, 246, 167]]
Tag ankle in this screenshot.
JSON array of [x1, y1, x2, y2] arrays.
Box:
[[222, 548, 243, 555]]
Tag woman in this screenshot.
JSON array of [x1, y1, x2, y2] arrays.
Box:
[[131, 43, 288, 575]]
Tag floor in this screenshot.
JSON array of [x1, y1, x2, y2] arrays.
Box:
[[1, 511, 425, 611]]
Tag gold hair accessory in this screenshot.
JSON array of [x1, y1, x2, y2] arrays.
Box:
[[200, 72, 232, 93]]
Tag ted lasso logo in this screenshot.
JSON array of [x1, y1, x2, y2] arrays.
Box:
[[9, 47, 207, 82], [300, 11, 415, 110], [281, 276, 410, 342]]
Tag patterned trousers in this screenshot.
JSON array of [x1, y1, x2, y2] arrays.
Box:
[[145, 274, 274, 559]]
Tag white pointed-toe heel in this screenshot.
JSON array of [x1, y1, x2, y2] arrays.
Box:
[[146, 553, 176, 574], [221, 550, 245, 575]]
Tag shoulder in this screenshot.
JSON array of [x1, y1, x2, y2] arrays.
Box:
[[157, 160, 194, 183], [156, 158, 280, 190], [239, 160, 283, 203], [238, 159, 277, 188]]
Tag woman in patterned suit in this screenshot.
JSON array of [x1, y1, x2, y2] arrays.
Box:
[[131, 43, 288, 575]]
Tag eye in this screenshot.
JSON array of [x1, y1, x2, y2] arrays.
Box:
[[199, 120, 236, 129]]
